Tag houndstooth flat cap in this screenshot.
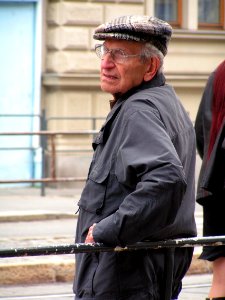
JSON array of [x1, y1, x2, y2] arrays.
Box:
[[93, 15, 172, 56]]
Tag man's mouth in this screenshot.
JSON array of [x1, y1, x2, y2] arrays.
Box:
[[102, 73, 118, 80]]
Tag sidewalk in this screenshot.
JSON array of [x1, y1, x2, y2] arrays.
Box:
[[0, 187, 212, 286], [0, 274, 213, 299]]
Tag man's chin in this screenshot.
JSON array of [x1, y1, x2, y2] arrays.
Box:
[[100, 84, 116, 95]]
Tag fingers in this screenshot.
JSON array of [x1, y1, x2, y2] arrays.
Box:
[[85, 223, 96, 244]]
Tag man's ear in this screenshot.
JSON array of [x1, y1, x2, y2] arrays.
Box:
[[143, 57, 160, 81]]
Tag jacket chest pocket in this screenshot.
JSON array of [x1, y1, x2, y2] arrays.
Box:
[[78, 165, 127, 217], [78, 166, 110, 215]]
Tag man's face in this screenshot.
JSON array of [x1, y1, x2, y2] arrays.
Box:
[[99, 40, 151, 98]]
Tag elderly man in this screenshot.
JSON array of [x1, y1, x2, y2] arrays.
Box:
[[73, 15, 196, 300]]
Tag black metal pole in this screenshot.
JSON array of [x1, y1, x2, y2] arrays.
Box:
[[1, 236, 225, 258]]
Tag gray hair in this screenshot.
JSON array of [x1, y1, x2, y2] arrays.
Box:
[[140, 42, 164, 74]]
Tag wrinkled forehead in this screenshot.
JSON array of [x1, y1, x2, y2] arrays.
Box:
[[103, 39, 145, 51]]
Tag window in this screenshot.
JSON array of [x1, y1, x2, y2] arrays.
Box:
[[154, 0, 182, 28], [198, 0, 225, 29]]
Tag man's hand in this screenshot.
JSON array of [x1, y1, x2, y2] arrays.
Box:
[[85, 223, 96, 243]]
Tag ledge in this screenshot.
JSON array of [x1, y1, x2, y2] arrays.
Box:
[[0, 253, 212, 285], [166, 73, 209, 88], [42, 72, 209, 89], [42, 73, 100, 89], [172, 29, 225, 40]]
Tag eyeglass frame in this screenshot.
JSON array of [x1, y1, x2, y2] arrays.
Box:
[[95, 43, 143, 64]]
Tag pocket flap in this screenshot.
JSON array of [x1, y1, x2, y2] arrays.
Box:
[[89, 165, 110, 183], [92, 131, 104, 150], [78, 165, 110, 213]]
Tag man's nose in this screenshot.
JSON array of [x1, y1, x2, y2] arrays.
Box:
[[101, 52, 115, 68]]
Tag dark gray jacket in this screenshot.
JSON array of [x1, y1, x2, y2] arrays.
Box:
[[74, 73, 196, 299]]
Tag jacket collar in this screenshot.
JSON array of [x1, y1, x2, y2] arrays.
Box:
[[113, 72, 166, 109]]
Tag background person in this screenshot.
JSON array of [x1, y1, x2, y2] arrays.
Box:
[[195, 60, 225, 300], [73, 15, 197, 300]]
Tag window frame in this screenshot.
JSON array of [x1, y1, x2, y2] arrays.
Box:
[[154, 0, 183, 29], [170, 0, 182, 28], [198, 0, 225, 30]]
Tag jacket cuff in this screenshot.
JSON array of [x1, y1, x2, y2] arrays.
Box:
[[93, 215, 120, 246]]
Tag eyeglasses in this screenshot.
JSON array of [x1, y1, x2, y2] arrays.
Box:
[[95, 44, 142, 64]]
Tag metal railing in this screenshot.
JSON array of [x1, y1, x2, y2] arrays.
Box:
[[0, 113, 43, 184], [0, 111, 106, 196], [1, 236, 225, 300], [1, 235, 224, 257], [46, 116, 105, 132], [0, 130, 98, 196]]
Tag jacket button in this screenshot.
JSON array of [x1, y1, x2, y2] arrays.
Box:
[[96, 208, 102, 215]]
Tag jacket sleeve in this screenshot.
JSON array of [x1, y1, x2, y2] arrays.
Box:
[[93, 107, 187, 246]]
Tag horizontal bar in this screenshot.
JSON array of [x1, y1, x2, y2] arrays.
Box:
[[0, 130, 98, 136], [0, 1, 38, 3], [0, 148, 39, 151], [1, 236, 225, 258], [54, 149, 92, 153], [0, 148, 93, 153], [0, 114, 40, 117], [47, 117, 105, 121], [0, 177, 86, 184]]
